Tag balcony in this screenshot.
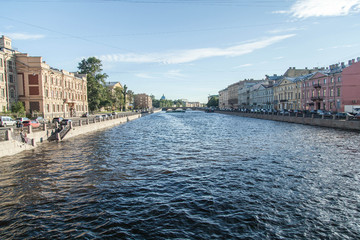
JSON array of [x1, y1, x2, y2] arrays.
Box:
[[311, 96, 323, 101], [313, 84, 321, 89], [280, 99, 288, 103]]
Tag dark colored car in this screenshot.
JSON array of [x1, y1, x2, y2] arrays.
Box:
[[60, 119, 72, 126], [52, 117, 64, 123], [335, 112, 347, 119], [82, 112, 89, 117]]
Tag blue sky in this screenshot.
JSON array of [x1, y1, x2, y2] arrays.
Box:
[[2, 0, 360, 103]]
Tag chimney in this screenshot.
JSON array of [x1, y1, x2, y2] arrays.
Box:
[[352, 59, 355, 63], [341, 62, 345, 68], [357, 57, 360, 62], [349, 60, 352, 65]]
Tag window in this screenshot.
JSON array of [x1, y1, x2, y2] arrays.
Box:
[[337, 87, 340, 97], [324, 79, 326, 84], [338, 77, 341, 82], [0, 73, 3, 82], [47, 104, 50, 112], [8, 60, 13, 72], [0, 58, 2, 67], [9, 74, 13, 83], [323, 88, 326, 96], [330, 88, 334, 97], [45, 89, 48, 97], [10, 89, 15, 98], [331, 77, 334, 83]]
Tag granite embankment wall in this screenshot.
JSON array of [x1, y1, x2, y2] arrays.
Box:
[[0, 113, 145, 158], [217, 111, 360, 131]]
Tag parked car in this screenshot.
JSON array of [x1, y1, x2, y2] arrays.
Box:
[[22, 120, 40, 128], [102, 114, 109, 119], [279, 109, 289, 115], [317, 110, 332, 116], [81, 112, 89, 118], [15, 117, 30, 127], [0, 116, 17, 127], [335, 112, 347, 119], [52, 117, 64, 123], [354, 113, 360, 119], [60, 119, 72, 126], [35, 116, 46, 123], [95, 115, 103, 120], [112, 112, 118, 115]]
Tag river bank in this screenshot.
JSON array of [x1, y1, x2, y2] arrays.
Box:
[[0, 110, 161, 158], [216, 111, 360, 131]]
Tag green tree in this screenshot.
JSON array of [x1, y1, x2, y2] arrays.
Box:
[[207, 96, 219, 108], [121, 84, 128, 111], [113, 86, 124, 110], [78, 57, 108, 112], [11, 101, 25, 116], [127, 90, 134, 109]]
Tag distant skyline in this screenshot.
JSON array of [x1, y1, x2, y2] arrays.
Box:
[[2, 0, 360, 103]]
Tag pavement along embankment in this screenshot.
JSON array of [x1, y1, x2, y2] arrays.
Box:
[[0, 111, 157, 158]]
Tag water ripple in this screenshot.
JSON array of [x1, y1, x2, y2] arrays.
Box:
[[1, 111, 360, 239]]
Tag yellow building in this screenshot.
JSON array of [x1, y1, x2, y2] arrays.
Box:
[[273, 77, 302, 110], [16, 53, 88, 120]]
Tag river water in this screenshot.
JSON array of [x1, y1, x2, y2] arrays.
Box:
[[1, 111, 360, 239]]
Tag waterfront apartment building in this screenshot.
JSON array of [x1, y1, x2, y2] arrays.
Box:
[[218, 88, 228, 109], [302, 59, 360, 112], [0, 36, 88, 119], [0, 36, 18, 112], [227, 81, 241, 109], [134, 93, 152, 110], [16, 53, 88, 119], [238, 80, 262, 109]]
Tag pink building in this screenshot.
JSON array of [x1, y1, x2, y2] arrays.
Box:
[[341, 59, 360, 111], [302, 58, 360, 112]]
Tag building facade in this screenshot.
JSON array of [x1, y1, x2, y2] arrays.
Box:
[[218, 88, 228, 109], [16, 53, 88, 119], [134, 93, 152, 110], [0, 36, 88, 119], [0, 36, 18, 112]]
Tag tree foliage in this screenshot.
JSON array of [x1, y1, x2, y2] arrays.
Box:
[[11, 101, 25, 116], [207, 96, 219, 108], [78, 57, 109, 111]]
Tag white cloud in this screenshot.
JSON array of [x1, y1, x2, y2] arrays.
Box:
[[273, 56, 284, 60], [234, 63, 253, 68], [284, 0, 360, 18], [99, 34, 295, 64], [163, 69, 185, 79], [135, 69, 185, 80], [1, 32, 45, 40], [267, 27, 305, 34], [135, 73, 156, 79]]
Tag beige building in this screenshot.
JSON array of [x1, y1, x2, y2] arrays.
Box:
[[227, 81, 240, 109], [218, 88, 229, 109], [185, 102, 201, 107], [16, 53, 88, 119], [273, 77, 303, 110], [134, 93, 152, 110], [0, 36, 88, 119], [0, 36, 18, 112]]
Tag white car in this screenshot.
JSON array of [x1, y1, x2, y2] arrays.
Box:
[[0, 116, 17, 127]]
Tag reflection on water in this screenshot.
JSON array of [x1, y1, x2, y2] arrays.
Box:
[[1, 111, 360, 239]]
